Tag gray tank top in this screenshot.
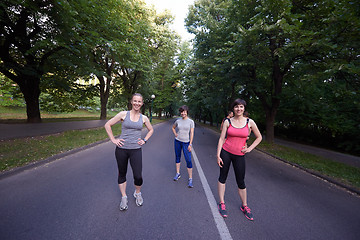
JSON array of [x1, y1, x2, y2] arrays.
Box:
[[119, 111, 143, 149]]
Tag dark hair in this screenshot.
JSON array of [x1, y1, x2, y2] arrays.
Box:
[[231, 99, 247, 111], [179, 105, 189, 113]]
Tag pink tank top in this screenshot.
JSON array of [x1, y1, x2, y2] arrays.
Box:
[[222, 119, 249, 156]]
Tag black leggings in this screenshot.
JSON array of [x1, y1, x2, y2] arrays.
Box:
[[115, 147, 143, 186], [218, 148, 246, 189]]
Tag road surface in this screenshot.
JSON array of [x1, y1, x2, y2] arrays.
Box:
[[0, 121, 359, 239]]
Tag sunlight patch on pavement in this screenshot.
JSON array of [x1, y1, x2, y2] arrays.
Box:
[[192, 147, 233, 240]]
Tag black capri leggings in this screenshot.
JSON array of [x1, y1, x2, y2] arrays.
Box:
[[218, 148, 246, 189], [115, 147, 143, 186]]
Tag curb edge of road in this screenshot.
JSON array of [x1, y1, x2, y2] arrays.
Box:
[[197, 122, 360, 197], [256, 149, 360, 196], [0, 121, 167, 181], [0, 138, 110, 181]]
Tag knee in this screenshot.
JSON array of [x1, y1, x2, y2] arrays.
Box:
[[118, 175, 126, 184], [218, 177, 226, 184], [134, 177, 143, 186], [186, 160, 192, 168], [238, 182, 246, 189]]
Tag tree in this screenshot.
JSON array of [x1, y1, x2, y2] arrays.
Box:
[[0, 0, 78, 122], [142, 9, 181, 118], [186, 0, 359, 144], [87, 0, 153, 119], [185, 0, 236, 125], [0, 74, 24, 107], [0, 0, 159, 121]]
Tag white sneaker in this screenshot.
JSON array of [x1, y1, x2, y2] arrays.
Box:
[[133, 191, 143, 206], [119, 196, 128, 211]]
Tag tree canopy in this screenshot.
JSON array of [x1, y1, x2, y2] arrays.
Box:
[[1, 0, 359, 154], [0, 0, 182, 121], [185, 0, 359, 153]]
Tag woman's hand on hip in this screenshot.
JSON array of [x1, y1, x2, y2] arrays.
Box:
[[241, 146, 251, 154], [138, 138, 146, 146], [112, 138, 125, 147]]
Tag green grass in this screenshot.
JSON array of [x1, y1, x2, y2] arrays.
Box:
[[0, 118, 164, 172], [197, 121, 360, 191], [257, 141, 360, 190], [0, 106, 118, 123], [0, 127, 112, 171]]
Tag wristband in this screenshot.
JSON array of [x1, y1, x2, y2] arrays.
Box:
[[143, 139, 147, 144]]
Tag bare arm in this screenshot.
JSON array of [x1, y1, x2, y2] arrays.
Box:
[[187, 127, 194, 152], [242, 119, 262, 153], [138, 115, 154, 145], [217, 120, 229, 168], [172, 122, 178, 137], [104, 111, 126, 147]]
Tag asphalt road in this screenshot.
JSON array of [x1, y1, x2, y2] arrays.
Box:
[[0, 121, 359, 240], [0, 120, 108, 140]]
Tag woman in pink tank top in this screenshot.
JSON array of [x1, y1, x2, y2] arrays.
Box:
[[216, 99, 262, 220]]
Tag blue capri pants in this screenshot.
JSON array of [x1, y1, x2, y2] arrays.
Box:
[[174, 139, 192, 168]]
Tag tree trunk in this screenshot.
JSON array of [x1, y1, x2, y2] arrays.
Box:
[[18, 76, 42, 123], [98, 75, 110, 120], [265, 109, 276, 143], [228, 80, 237, 110], [264, 36, 283, 143], [100, 97, 107, 120]]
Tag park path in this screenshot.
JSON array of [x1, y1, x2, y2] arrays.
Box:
[[0, 120, 359, 240]]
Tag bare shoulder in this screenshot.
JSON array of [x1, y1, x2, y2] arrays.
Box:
[[223, 118, 230, 128], [105, 111, 127, 126], [248, 118, 257, 128], [111, 111, 127, 122], [225, 117, 231, 125], [142, 114, 149, 123], [117, 111, 127, 119]]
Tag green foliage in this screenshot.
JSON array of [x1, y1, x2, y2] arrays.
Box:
[[274, 0, 360, 153], [258, 142, 360, 189], [185, 0, 360, 153], [0, 0, 181, 120], [0, 75, 25, 107], [185, 0, 235, 124], [0, 127, 112, 171], [138, 8, 182, 117]]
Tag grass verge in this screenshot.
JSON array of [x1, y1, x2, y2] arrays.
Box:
[[0, 119, 163, 172], [258, 141, 360, 190], [197, 121, 360, 191], [0, 106, 118, 123]]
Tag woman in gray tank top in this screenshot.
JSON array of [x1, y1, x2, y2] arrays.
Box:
[[105, 93, 153, 211]]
